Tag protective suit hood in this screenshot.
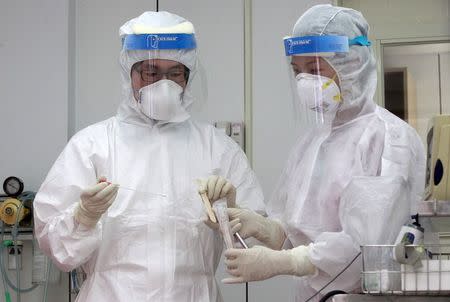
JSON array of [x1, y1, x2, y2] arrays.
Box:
[[292, 4, 377, 127], [117, 11, 198, 126]]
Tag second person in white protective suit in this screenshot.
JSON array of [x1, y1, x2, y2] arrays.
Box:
[[220, 4, 426, 301], [33, 11, 264, 302]]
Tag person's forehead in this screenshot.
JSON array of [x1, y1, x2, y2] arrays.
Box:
[[140, 59, 185, 69], [291, 56, 321, 66]]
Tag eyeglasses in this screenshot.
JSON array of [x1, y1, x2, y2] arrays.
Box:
[[133, 64, 190, 85]]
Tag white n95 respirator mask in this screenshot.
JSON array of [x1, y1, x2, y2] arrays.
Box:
[[296, 73, 342, 123], [137, 79, 189, 122]]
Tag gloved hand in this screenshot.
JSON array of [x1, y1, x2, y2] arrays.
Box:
[[198, 175, 236, 208], [228, 208, 286, 250], [198, 176, 236, 230], [74, 177, 119, 228], [222, 245, 316, 284]]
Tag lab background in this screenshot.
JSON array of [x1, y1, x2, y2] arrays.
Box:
[[0, 0, 449, 301]]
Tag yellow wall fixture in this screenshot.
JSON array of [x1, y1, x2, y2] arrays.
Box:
[[0, 198, 30, 225]]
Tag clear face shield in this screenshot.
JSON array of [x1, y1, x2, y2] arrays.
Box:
[[284, 35, 371, 128], [122, 33, 199, 122]]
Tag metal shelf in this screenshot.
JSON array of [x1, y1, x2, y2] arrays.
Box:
[[333, 294, 450, 301]]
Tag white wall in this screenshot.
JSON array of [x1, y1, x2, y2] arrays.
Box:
[[74, 0, 156, 133], [440, 52, 450, 114], [341, 0, 450, 40], [0, 1, 69, 191], [0, 1, 70, 301]]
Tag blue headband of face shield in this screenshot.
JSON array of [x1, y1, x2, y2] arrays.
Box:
[[283, 35, 371, 56], [122, 33, 197, 50]]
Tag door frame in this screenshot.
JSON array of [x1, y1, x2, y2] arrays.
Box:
[[374, 36, 450, 107]]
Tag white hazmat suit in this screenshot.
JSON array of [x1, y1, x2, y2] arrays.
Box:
[[223, 5, 426, 302], [33, 11, 264, 302], [268, 5, 426, 300]]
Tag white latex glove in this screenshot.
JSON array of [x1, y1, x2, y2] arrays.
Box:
[[223, 245, 316, 284], [228, 208, 286, 250], [199, 175, 236, 208], [74, 177, 119, 228]]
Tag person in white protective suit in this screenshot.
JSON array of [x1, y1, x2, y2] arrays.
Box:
[[33, 11, 264, 302], [220, 5, 426, 301]]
